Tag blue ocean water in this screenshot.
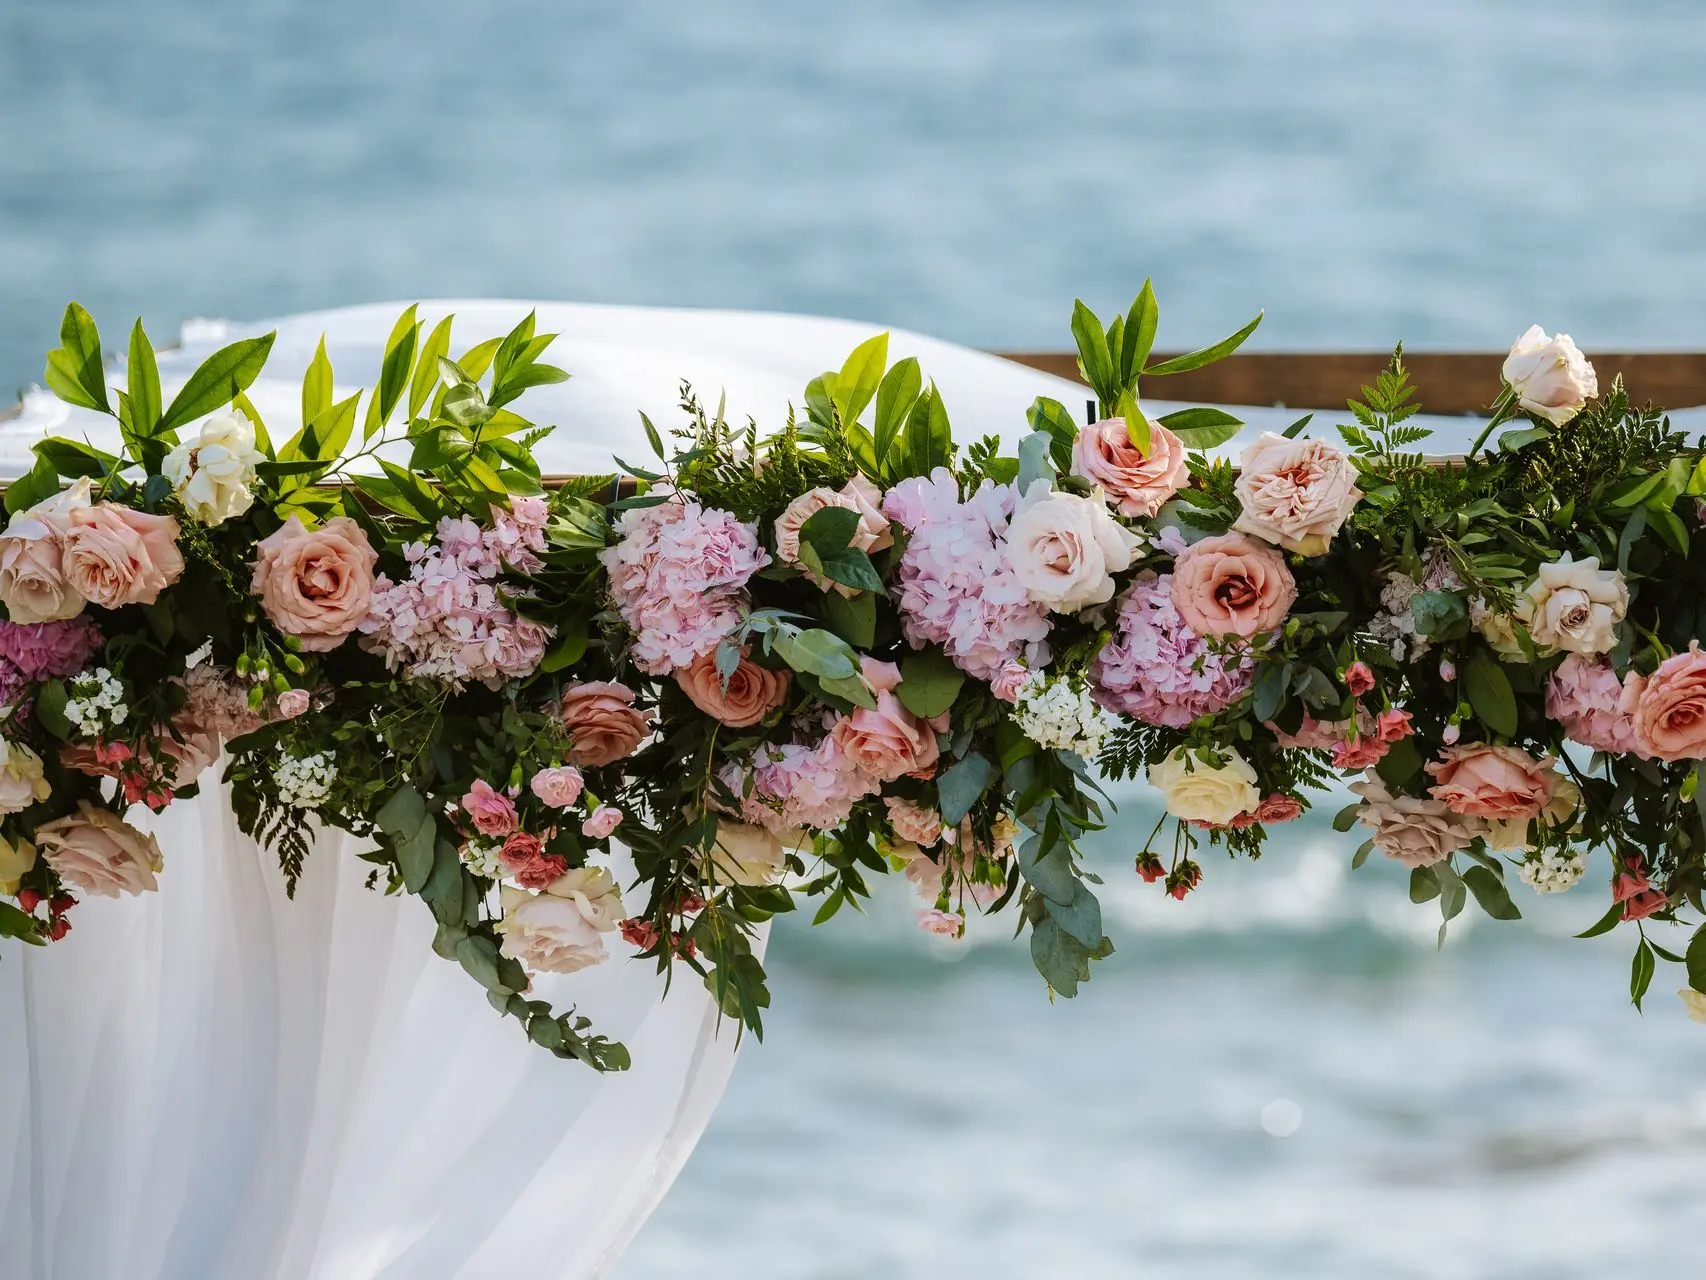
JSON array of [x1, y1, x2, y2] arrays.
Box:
[[4, 1, 1706, 1276]]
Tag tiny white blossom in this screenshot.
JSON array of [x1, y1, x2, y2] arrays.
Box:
[[1517, 848, 1585, 895], [65, 667, 129, 738], [1012, 672, 1115, 759], [276, 750, 337, 808], [460, 838, 505, 879]]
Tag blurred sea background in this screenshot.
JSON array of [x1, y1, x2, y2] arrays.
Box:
[[5, 2, 1706, 1277]]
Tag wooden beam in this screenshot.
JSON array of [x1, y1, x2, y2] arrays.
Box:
[[994, 351, 1706, 415]]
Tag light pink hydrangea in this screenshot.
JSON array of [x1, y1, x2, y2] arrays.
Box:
[[718, 735, 878, 835], [359, 500, 552, 688], [1090, 573, 1253, 727], [882, 469, 1051, 681], [598, 493, 770, 675], [1546, 653, 1646, 755]]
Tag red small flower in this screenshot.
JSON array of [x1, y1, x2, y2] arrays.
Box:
[[49, 893, 76, 917], [1375, 708, 1414, 743], [675, 894, 707, 915], [1345, 662, 1376, 696], [1332, 736, 1388, 770], [48, 917, 71, 941], [1622, 889, 1670, 922], [499, 832, 566, 891], [16, 888, 43, 915], [1135, 852, 1166, 883], [620, 917, 661, 950], [1165, 860, 1203, 900]]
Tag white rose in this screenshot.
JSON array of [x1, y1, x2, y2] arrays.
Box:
[[1231, 433, 1362, 556], [1516, 553, 1626, 655], [703, 820, 790, 886], [1679, 989, 1706, 1025], [1148, 746, 1261, 825], [495, 884, 609, 974], [0, 738, 49, 815], [163, 411, 264, 525], [1006, 481, 1138, 613], [541, 864, 625, 930], [0, 832, 36, 894], [1502, 326, 1597, 426]]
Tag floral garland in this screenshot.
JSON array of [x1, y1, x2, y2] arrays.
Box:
[[4, 290, 1706, 1073]]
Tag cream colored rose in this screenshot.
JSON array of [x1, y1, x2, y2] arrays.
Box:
[[703, 820, 791, 886], [1502, 326, 1597, 426], [35, 801, 163, 897], [1148, 746, 1261, 825], [0, 477, 93, 623], [1006, 481, 1138, 614], [0, 832, 36, 894], [1231, 433, 1362, 556], [1678, 989, 1706, 1025], [0, 739, 50, 815], [164, 411, 265, 525], [1516, 553, 1626, 655], [1469, 597, 1525, 660], [541, 864, 626, 931], [495, 885, 608, 974]]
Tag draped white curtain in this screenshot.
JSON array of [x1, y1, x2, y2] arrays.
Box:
[[0, 300, 1485, 1279]]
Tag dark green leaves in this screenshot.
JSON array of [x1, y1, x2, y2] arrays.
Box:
[[1687, 925, 1706, 995], [1464, 651, 1518, 738], [375, 786, 437, 894], [43, 303, 110, 413], [364, 305, 421, 439], [796, 506, 884, 594], [1156, 406, 1243, 450], [897, 649, 965, 718], [901, 385, 954, 479], [1071, 300, 1118, 410], [1463, 865, 1521, 920], [158, 332, 277, 434], [1631, 938, 1656, 1010], [126, 320, 161, 440], [873, 356, 922, 469], [936, 753, 994, 825]]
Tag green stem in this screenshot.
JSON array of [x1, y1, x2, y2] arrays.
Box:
[[1464, 387, 1520, 463]]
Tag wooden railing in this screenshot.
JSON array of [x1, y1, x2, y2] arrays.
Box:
[[996, 352, 1706, 414]]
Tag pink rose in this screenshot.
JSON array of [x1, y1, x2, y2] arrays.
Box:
[[35, 801, 164, 898], [917, 908, 963, 938], [499, 831, 568, 890], [0, 617, 101, 678], [991, 661, 1028, 704], [830, 657, 943, 782], [62, 504, 184, 609], [1633, 643, 1706, 762], [675, 647, 791, 727], [1253, 793, 1304, 824], [1071, 417, 1189, 519], [530, 765, 585, 809], [1269, 711, 1351, 750], [1375, 708, 1414, 742], [0, 478, 93, 623], [1332, 736, 1388, 770], [1170, 533, 1296, 639], [1231, 433, 1362, 556], [1547, 654, 1644, 755], [251, 515, 377, 651], [495, 885, 608, 974], [274, 688, 311, 719], [560, 681, 652, 767], [885, 795, 947, 846], [1425, 744, 1555, 820], [1350, 774, 1481, 868], [581, 805, 623, 839], [1344, 662, 1375, 696], [461, 780, 517, 837]]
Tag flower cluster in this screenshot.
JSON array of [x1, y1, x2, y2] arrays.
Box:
[[276, 751, 337, 808], [1011, 671, 1116, 758], [63, 667, 128, 738]]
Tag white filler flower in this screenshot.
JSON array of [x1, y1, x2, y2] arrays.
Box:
[[276, 750, 337, 808], [1013, 671, 1116, 758]]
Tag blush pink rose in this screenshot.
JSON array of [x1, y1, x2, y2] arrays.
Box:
[[275, 688, 311, 718], [917, 908, 963, 938], [0, 478, 93, 623], [1170, 533, 1296, 639], [581, 805, 623, 839], [674, 647, 791, 727], [1633, 643, 1706, 762], [1424, 744, 1556, 820], [1332, 736, 1388, 770], [1344, 662, 1375, 696], [1376, 708, 1414, 742], [499, 831, 567, 890], [1253, 793, 1304, 824], [35, 801, 164, 898], [1231, 433, 1362, 556], [1071, 417, 1189, 519], [530, 765, 585, 808], [63, 504, 184, 608], [251, 515, 377, 651], [991, 661, 1028, 704], [461, 780, 518, 836], [830, 657, 944, 782], [560, 681, 652, 766], [885, 795, 947, 846]]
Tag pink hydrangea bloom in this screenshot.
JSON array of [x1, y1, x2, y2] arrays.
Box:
[[1091, 573, 1253, 727], [883, 469, 1050, 681], [1546, 653, 1645, 755], [718, 735, 878, 835], [598, 493, 769, 675], [359, 501, 553, 688], [0, 617, 102, 679]]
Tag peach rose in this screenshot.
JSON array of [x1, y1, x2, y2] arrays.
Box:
[[560, 680, 652, 766], [1170, 533, 1296, 639], [1634, 643, 1706, 762], [773, 476, 892, 595], [35, 801, 164, 898], [885, 795, 948, 847], [250, 515, 377, 651], [1006, 482, 1138, 613], [1232, 433, 1361, 556], [675, 647, 791, 727], [1424, 744, 1556, 820], [830, 657, 943, 782], [1071, 417, 1189, 519], [63, 504, 184, 608], [0, 477, 93, 623]]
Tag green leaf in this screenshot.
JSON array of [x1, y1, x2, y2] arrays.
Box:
[[363, 305, 420, 440], [1117, 388, 1150, 456], [1016, 430, 1054, 494], [873, 357, 923, 472], [1156, 406, 1244, 450], [816, 670, 878, 710], [1464, 651, 1518, 738], [35, 678, 71, 740], [1281, 412, 1313, 439], [43, 303, 110, 413], [798, 505, 859, 556], [1016, 834, 1079, 903], [456, 336, 503, 384], [540, 617, 588, 672], [1251, 660, 1292, 724], [34, 436, 119, 479], [1409, 865, 1440, 904], [1144, 311, 1262, 375], [1070, 300, 1117, 406], [1607, 471, 1665, 508], [1686, 925, 1706, 995], [1048, 880, 1104, 950], [770, 626, 860, 682], [127, 320, 161, 438], [456, 934, 511, 993], [1463, 865, 1522, 920], [901, 385, 954, 478], [936, 752, 993, 825], [1331, 802, 1361, 833], [823, 589, 876, 648], [1645, 503, 1690, 557], [375, 786, 437, 894], [410, 314, 454, 419], [897, 649, 965, 719], [231, 389, 271, 457], [1631, 938, 1656, 1011], [1498, 425, 1552, 452], [4, 454, 59, 516], [1575, 899, 1624, 939], [1121, 280, 1158, 385], [1025, 396, 1078, 472], [159, 333, 277, 434], [833, 333, 888, 429], [1029, 918, 1093, 997], [302, 336, 334, 436]]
